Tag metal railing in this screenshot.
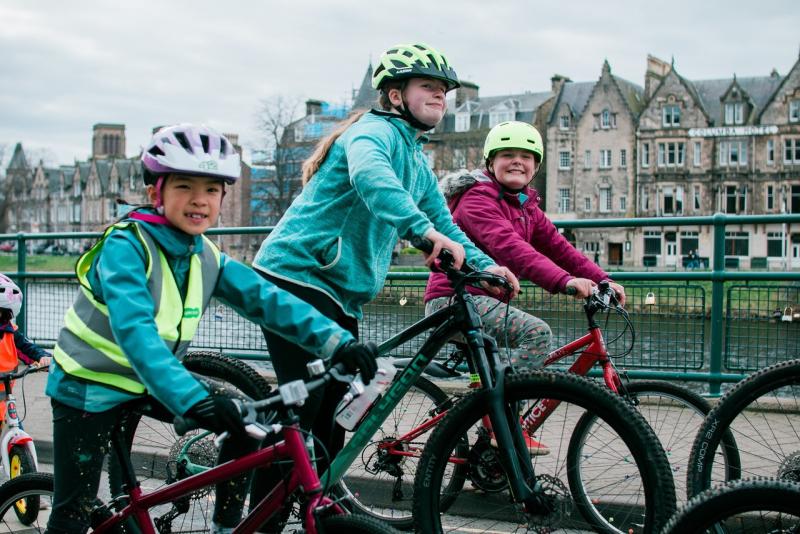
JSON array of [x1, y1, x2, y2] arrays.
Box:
[[4, 213, 800, 396]]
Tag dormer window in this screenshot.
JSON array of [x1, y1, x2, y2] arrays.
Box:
[[455, 112, 470, 132], [662, 105, 681, 127], [559, 114, 570, 129], [790, 100, 800, 123], [601, 110, 611, 129], [724, 102, 744, 125]]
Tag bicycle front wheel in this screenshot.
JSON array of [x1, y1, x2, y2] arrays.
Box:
[[413, 370, 676, 534], [337, 375, 468, 529], [572, 380, 738, 506], [318, 513, 404, 533], [662, 478, 800, 533], [687, 358, 800, 497], [8, 444, 39, 525], [0, 472, 53, 533]]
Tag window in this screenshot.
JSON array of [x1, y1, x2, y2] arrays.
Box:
[[559, 151, 571, 170], [792, 185, 800, 213], [719, 140, 748, 167], [641, 187, 650, 211], [693, 141, 701, 167], [767, 232, 784, 257], [644, 231, 661, 255], [453, 148, 466, 169], [584, 150, 592, 169], [662, 105, 681, 127], [725, 185, 738, 213], [620, 149, 627, 168], [583, 241, 600, 252], [657, 142, 685, 167], [489, 110, 513, 127], [724, 103, 744, 125], [693, 184, 701, 211], [601, 109, 611, 129], [724, 231, 749, 256], [600, 149, 612, 168], [789, 100, 800, 123], [642, 143, 651, 168], [455, 113, 470, 132], [584, 197, 591, 211], [558, 188, 571, 213], [767, 139, 775, 165], [619, 196, 627, 212], [767, 185, 774, 211], [662, 186, 684, 215], [599, 186, 612, 212], [559, 115, 571, 129], [681, 231, 699, 255], [785, 139, 800, 164]]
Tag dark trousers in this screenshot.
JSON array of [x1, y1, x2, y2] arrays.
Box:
[[45, 397, 255, 533], [250, 272, 357, 531]]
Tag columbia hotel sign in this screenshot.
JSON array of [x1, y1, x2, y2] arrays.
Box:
[[688, 125, 779, 137]]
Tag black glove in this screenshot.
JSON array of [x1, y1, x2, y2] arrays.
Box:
[[333, 341, 379, 384], [185, 394, 245, 437]]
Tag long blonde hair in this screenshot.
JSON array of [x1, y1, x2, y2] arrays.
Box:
[[301, 85, 401, 185]]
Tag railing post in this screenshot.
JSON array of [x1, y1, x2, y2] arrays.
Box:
[[15, 232, 27, 331], [708, 213, 726, 396]]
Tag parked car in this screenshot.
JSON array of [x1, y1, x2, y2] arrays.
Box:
[[0, 242, 16, 252]]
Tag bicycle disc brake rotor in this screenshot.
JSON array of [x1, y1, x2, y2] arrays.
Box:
[[777, 451, 800, 482], [467, 436, 508, 493], [168, 432, 218, 498], [525, 474, 571, 533]]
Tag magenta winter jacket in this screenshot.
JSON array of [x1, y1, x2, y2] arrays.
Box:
[[424, 169, 609, 302]]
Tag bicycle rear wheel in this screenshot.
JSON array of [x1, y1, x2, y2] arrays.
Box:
[[0, 472, 53, 533], [336, 375, 468, 529], [662, 478, 800, 533], [319, 513, 404, 533], [687, 358, 800, 497], [413, 370, 676, 534]]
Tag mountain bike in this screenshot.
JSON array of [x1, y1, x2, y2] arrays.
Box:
[[0, 360, 401, 534], [661, 477, 800, 533], [687, 357, 800, 498], [0, 364, 49, 526]]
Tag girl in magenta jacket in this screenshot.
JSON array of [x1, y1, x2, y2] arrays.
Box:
[[425, 121, 626, 369]]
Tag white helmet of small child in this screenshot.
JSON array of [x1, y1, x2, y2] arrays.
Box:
[[0, 274, 22, 318]]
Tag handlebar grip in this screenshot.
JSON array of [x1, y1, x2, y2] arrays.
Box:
[[173, 415, 200, 436], [410, 236, 433, 254], [564, 286, 578, 296]]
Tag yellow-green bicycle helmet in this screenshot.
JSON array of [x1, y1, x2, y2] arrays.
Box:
[[372, 43, 460, 91], [483, 121, 544, 162]]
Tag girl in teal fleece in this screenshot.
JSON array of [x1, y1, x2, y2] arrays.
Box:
[[249, 44, 518, 529], [44, 125, 377, 534]]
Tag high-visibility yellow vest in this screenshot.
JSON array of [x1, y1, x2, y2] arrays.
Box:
[[53, 222, 220, 393]]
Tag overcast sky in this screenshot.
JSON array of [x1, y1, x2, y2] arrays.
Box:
[[1, 0, 798, 168]]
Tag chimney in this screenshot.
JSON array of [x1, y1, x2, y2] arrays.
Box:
[[455, 81, 479, 108], [550, 74, 571, 94], [645, 55, 671, 100], [306, 99, 324, 117]]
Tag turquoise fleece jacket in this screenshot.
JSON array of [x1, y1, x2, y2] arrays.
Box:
[[47, 214, 354, 416], [253, 110, 495, 319]]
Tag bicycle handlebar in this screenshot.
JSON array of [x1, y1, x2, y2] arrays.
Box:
[[0, 364, 50, 381], [411, 236, 512, 292]]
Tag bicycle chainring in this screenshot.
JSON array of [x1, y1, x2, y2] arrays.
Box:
[[777, 450, 800, 482], [467, 433, 509, 493]]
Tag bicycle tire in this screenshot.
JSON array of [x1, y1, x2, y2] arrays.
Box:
[[569, 380, 738, 506], [336, 374, 468, 529], [413, 370, 676, 534], [661, 477, 800, 533], [0, 472, 53, 533], [687, 358, 800, 498], [108, 351, 272, 533], [319, 513, 404, 533], [8, 444, 39, 525]]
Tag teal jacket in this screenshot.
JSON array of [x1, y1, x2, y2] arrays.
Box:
[[253, 110, 495, 318], [47, 212, 354, 416]]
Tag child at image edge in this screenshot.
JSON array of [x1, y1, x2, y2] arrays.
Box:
[[43, 124, 378, 534]]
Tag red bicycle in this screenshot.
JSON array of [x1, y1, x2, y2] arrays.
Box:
[[0, 361, 400, 534]]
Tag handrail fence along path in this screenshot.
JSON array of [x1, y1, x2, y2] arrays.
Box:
[[4, 213, 800, 396]]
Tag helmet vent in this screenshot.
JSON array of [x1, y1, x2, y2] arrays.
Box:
[[500, 136, 511, 141], [173, 132, 192, 152], [200, 134, 210, 154], [220, 138, 229, 155], [148, 146, 165, 157]]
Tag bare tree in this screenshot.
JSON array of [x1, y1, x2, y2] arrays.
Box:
[[253, 95, 304, 224]]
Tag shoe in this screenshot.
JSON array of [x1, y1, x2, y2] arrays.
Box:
[[483, 415, 550, 456]]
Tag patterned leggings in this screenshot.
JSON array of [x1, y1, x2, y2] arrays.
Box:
[[425, 295, 552, 370]]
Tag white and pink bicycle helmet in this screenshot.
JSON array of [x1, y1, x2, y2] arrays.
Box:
[[141, 124, 241, 186], [0, 274, 22, 319]]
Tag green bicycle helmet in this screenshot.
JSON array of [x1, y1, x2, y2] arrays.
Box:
[[483, 121, 544, 162], [372, 43, 460, 91]]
